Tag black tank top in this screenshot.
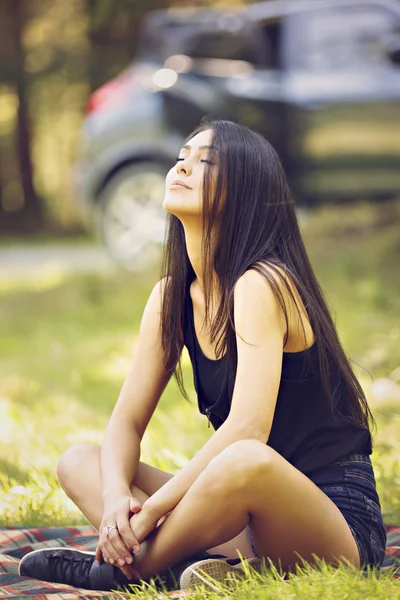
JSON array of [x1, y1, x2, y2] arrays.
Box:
[[183, 277, 372, 476]]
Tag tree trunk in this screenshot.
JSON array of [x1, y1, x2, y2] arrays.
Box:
[[8, 0, 43, 231]]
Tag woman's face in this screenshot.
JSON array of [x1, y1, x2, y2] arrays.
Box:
[[163, 128, 219, 218]]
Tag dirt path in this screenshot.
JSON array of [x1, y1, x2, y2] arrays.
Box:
[[0, 243, 117, 279]]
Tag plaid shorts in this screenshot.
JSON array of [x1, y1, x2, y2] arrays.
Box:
[[247, 453, 386, 568]]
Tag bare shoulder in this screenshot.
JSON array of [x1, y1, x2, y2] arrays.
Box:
[[235, 261, 292, 301], [241, 261, 315, 351], [248, 261, 292, 286], [148, 275, 183, 342], [233, 263, 287, 344], [234, 261, 314, 350], [244, 261, 303, 307], [145, 275, 171, 314], [235, 262, 287, 306], [153, 275, 171, 298]]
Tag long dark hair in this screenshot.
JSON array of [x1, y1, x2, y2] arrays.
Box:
[[159, 116, 374, 432]]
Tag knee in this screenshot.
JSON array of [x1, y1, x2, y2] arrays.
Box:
[[207, 439, 271, 493], [57, 443, 98, 494]]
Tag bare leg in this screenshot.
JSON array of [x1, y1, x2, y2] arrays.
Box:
[[57, 443, 253, 561], [128, 440, 360, 580], [57, 442, 175, 528]]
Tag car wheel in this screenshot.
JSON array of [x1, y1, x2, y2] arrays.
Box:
[[96, 162, 168, 271]]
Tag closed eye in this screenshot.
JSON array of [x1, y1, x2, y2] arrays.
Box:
[[174, 157, 214, 165]]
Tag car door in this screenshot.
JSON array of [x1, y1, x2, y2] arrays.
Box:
[[284, 1, 400, 203]]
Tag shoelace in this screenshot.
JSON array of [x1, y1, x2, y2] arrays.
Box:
[[48, 552, 93, 582]]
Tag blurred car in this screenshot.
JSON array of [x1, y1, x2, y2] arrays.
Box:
[[73, 0, 400, 270]]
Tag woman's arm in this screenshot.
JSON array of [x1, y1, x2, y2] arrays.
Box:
[[100, 277, 177, 500], [132, 268, 286, 542], [100, 419, 141, 503], [97, 278, 183, 569]]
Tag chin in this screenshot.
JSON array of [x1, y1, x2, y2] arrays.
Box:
[[162, 197, 179, 214], [163, 197, 197, 216]]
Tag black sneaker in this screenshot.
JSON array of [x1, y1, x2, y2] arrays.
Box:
[[18, 547, 136, 591], [178, 555, 264, 590]]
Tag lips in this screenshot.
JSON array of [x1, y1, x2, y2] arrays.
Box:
[[170, 179, 192, 190]]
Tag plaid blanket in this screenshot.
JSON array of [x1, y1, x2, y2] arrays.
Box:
[[1, 525, 399, 599], [0, 526, 192, 599]]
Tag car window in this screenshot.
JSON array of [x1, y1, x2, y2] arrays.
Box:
[[138, 10, 280, 69], [182, 27, 262, 65], [137, 19, 192, 61], [293, 4, 399, 71], [257, 20, 283, 69], [184, 31, 246, 61]]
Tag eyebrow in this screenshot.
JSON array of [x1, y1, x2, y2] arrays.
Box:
[[181, 144, 219, 151]]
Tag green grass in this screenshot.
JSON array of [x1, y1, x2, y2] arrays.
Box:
[[113, 559, 400, 600], [0, 232, 96, 247], [1, 199, 400, 598], [116, 562, 400, 600]]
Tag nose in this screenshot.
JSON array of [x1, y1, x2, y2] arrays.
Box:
[[176, 158, 191, 176]]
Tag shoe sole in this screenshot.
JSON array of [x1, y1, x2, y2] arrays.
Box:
[[18, 546, 96, 577], [179, 557, 264, 590]]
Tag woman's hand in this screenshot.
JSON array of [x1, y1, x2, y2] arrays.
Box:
[[95, 495, 143, 580], [128, 500, 161, 542]]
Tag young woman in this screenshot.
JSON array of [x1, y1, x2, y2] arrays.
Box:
[[19, 118, 386, 592]]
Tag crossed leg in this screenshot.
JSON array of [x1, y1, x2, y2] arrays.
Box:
[[57, 442, 254, 562], [58, 439, 360, 582], [128, 439, 360, 579]]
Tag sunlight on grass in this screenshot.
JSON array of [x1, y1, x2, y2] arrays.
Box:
[[0, 266, 73, 296], [97, 346, 136, 383]]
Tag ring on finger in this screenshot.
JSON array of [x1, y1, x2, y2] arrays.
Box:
[[104, 524, 118, 539]]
